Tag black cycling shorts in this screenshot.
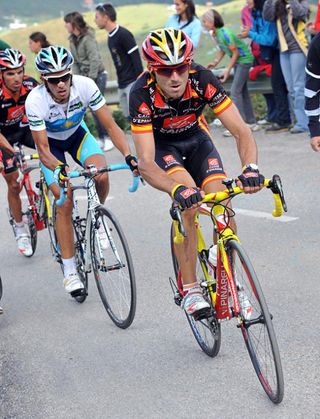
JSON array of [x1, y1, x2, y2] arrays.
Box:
[[1, 127, 35, 174], [155, 129, 227, 189]]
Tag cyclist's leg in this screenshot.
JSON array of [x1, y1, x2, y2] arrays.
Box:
[[41, 138, 83, 294], [155, 141, 209, 314], [2, 152, 33, 255], [75, 123, 108, 203]]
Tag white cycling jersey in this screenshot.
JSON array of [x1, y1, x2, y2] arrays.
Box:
[[25, 75, 106, 141]]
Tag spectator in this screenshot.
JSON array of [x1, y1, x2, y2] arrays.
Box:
[[263, 0, 309, 134], [239, 0, 291, 131], [95, 3, 144, 120], [166, 0, 202, 48], [202, 9, 259, 137], [28, 32, 51, 54], [305, 32, 320, 151], [0, 39, 11, 51], [64, 12, 113, 152]]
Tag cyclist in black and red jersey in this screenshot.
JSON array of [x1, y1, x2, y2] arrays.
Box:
[[130, 28, 265, 316], [0, 48, 38, 256]]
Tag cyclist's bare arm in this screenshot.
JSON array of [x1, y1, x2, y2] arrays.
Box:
[[217, 103, 258, 165], [95, 105, 132, 157], [31, 130, 60, 171], [0, 132, 15, 155], [132, 131, 178, 193]]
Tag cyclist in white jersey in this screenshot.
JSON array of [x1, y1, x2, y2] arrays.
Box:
[[25, 46, 137, 296]]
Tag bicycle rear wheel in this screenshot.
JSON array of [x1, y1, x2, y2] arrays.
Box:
[[226, 239, 284, 403], [90, 206, 136, 328], [170, 225, 221, 357]]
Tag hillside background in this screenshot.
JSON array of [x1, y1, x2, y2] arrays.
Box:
[[0, 1, 317, 81]]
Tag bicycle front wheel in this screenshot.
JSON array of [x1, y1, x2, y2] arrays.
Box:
[[170, 225, 221, 357], [90, 206, 136, 329], [23, 185, 37, 256], [226, 239, 284, 403]]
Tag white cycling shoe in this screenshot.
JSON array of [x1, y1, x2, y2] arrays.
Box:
[[181, 287, 210, 316], [63, 272, 84, 294], [16, 233, 33, 257]]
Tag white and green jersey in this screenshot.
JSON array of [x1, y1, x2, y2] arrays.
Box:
[[25, 75, 105, 141]]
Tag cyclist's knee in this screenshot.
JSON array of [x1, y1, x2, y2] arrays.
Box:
[[7, 179, 20, 196], [55, 195, 73, 215], [95, 172, 109, 188]]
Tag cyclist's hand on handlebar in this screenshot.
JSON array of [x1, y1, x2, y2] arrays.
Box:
[[237, 164, 265, 193], [171, 184, 204, 209], [125, 154, 138, 174], [53, 163, 69, 186]]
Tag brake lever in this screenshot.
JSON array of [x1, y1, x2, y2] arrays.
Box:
[[268, 174, 288, 212]]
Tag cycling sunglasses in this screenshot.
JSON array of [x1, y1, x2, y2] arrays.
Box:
[[153, 63, 189, 77], [44, 71, 72, 85]]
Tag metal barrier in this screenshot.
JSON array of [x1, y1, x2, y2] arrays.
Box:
[[104, 68, 272, 106]]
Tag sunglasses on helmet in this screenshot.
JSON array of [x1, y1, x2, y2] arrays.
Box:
[[44, 71, 72, 85], [153, 63, 189, 77]]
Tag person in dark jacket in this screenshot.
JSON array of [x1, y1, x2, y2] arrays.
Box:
[[95, 3, 143, 120], [64, 11, 113, 151], [263, 0, 309, 134], [239, 0, 291, 131]]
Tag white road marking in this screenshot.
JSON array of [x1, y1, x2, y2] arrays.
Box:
[[234, 208, 298, 222]]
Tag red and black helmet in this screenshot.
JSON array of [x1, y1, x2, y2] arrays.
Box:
[[142, 28, 193, 67], [0, 48, 26, 70]]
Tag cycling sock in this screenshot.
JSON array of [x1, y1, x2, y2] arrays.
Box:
[[183, 281, 199, 292], [62, 257, 77, 276], [14, 221, 27, 236]]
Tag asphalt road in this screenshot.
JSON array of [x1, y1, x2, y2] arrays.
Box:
[[0, 126, 319, 419]]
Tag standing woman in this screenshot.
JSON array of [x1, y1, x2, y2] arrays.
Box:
[[166, 0, 202, 47], [263, 0, 309, 134], [202, 9, 258, 136], [64, 11, 113, 151], [29, 32, 51, 54]]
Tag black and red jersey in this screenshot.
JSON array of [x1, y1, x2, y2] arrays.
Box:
[[0, 75, 38, 137], [129, 62, 232, 142]]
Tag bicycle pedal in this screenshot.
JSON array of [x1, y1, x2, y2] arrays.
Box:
[[192, 307, 212, 321], [71, 288, 86, 298]]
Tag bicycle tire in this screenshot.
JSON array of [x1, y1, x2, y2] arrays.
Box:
[[47, 202, 62, 265], [90, 206, 136, 328], [0, 276, 2, 301], [72, 216, 88, 303], [170, 225, 221, 357], [23, 185, 37, 256], [226, 239, 284, 404]]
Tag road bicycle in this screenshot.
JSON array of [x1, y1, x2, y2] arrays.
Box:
[[170, 175, 286, 404], [6, 144, 54, 257], [50, 164, 139, 329]]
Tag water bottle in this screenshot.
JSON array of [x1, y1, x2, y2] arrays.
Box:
[[207, 244, 217, 278], [238, 290, 253, 320]]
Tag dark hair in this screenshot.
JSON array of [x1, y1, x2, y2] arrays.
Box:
[[95, 3, 117, 22], [253, 0, 265, 12], [212, 9, 224, 28], [178, 0, 197, 24], [29, 32, 50, 48], [64, 11, 90, 35]]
